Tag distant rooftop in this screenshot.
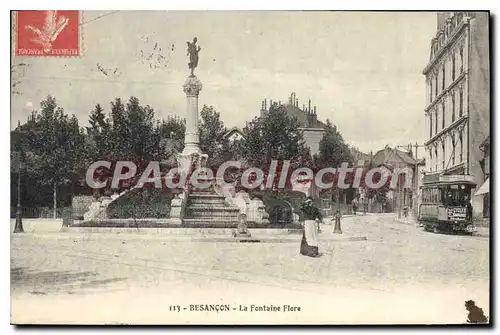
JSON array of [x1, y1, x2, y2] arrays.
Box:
[[260, 92, 325, 129], [372, 145, 418, 167]]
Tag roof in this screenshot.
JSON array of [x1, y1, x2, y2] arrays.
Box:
[[284, 104, 325, 129], [378, 163, 394, 172], [372, 146, 418, 167], [350, 147, 371, 163], [479, 136, 490, 151], [223, 126, 245, 140]]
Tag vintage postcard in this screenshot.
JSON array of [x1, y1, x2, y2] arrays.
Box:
[[10, 11, 490, 325]]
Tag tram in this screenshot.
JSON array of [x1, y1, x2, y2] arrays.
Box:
[[418, 174, 476, 233]]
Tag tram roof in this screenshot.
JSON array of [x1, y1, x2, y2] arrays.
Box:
[[421, 174, 476, 188]]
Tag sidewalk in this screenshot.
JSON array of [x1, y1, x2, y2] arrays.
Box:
[[14, 218, 367, 244]]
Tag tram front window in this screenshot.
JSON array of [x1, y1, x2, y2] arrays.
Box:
[[443, 186, 470, 206]]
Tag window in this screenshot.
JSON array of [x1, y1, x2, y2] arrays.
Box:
[[430, 81, 433, 102], [442, 66, 446, 90], [430, 114, 433, 137], [459, 89, 464, 116], [451, 134, 456, 165], [442, 142, 446, 169], [435, 110, 438, 134], [442, 102, 445, 129], [435, 147, 438, 171], [452, 53, 456, 80], [452, 93, 456, 122], [460, 46, 464, 73], [435, 75, 438, 97], [429, 150, 433, 171], [459, 133, 463, 162]]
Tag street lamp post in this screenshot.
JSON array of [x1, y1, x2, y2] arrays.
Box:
[[12, 129, 31, 233], [13, 158, 24, 233], [332, 186, 342, 234]]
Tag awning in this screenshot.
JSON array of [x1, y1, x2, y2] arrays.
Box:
[[474, 177, 489, 196]]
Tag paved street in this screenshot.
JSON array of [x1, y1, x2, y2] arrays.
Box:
[[11, 214, 489, 324]]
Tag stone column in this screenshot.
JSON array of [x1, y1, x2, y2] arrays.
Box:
[[182, 75, 203, 156]]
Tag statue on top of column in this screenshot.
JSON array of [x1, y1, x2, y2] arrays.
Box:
[[187, 37, 201, 76]]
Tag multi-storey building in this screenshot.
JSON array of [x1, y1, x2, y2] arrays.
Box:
[[422, 12, 489, 218]]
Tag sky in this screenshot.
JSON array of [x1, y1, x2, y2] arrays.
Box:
[[11, 11, 437, 154]]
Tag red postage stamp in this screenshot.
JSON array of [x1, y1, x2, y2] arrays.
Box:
[[15, 10, 80, 57]]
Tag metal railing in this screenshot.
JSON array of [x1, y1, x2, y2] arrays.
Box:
[[10, 206, 69, 219]]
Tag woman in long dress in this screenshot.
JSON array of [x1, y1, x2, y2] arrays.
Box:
[[300, 197, 322, 257]]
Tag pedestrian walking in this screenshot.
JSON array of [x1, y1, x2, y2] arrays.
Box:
[[299, 197, 322, 258], [352, 197, 358, 215]]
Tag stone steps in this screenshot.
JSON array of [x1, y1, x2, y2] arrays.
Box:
[[182, 218, 239, 226], [183, 190, 240, 225], [188, 207, 240, 217], [188, 197, 227, 205]]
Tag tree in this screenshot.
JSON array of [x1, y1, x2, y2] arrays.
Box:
[[108, 98, 127, 161], [81, 97, 186, 193], [86, 104, 111, 159], [239, 103, 311, 190], [315, 119, 354, 203], [241, 103, 307, 166], [316, 119, 353, 169], [18, 96, 84, 218], [157, 116, 186, 160], [198, 105, 228, 168]]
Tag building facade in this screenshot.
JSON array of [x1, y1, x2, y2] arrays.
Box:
[[260, 92, 326, 155], [372, 145, 423, 213], [422, 12, 489, 218], [477, 136, 490, 217]]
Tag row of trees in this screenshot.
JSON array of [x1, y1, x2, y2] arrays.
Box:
[[11, 96, 186, 213], [12, 95, 387, 213]]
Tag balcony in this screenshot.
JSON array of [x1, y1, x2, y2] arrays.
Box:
[[425, 115, 467, 146]]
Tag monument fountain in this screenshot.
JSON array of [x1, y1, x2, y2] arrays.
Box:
[[75, 37, 268, 229], [171, 37, 246, 227]]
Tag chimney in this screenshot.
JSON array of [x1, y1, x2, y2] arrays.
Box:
[[308, 99, 311, 112], [289, 93, 293, 105], [313, 106, 317, 114], [303, 104, 306, 111], [279, 100, 281, 105], [270, 99, 273, 107]]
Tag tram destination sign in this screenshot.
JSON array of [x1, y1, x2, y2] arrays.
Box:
[[439, 175, 475, 184]]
